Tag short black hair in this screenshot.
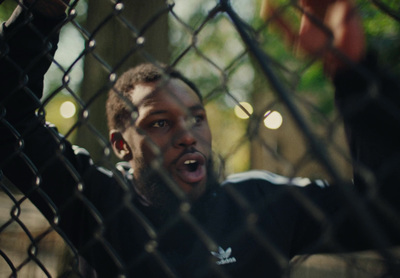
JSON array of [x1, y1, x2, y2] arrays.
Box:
[[106, 63, 202, 131]]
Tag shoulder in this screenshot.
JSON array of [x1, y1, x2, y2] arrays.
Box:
[[71, 145, 125, 182], [217, 170, 332, 214], [222, 170, 329, 189]]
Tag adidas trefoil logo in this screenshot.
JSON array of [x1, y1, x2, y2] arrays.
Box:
[[211, 246, 237, 265]]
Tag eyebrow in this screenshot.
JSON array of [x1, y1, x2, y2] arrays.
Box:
[[188, 104, 206, 112], [144, 104, 205, 118]]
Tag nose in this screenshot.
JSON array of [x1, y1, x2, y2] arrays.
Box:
[[173, 119, 197, 148]]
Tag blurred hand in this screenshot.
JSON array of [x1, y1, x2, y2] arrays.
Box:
[[261, 0, 365, 77], [23, 0, 71, 17]]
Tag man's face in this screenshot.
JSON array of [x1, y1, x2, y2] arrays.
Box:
[[122, 78, 212, 203]]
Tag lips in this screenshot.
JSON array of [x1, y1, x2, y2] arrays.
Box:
[[175, 152, 206, 184]]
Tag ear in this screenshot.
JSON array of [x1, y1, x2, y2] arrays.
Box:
[[110, 130, 132, 161]]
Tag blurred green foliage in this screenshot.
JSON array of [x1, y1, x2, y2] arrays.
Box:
[[0, 0, 16, 21]]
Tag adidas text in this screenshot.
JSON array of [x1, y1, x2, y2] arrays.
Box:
[[216, 257, 237, 265]]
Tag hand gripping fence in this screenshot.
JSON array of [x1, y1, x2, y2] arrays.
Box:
[[0, 0, 400, 277]]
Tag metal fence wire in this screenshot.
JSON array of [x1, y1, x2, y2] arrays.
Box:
[[0, 0, 400, 277]]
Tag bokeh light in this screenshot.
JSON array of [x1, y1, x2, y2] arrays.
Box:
[[234, 102, 253, 119], [60, 101, 76, 119], [264, 110, 283, 129]]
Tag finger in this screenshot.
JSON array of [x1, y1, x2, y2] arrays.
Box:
[[297, 8, 332, 57], [260, 0, 298, 47], [300, 0, 335, 19], [323, 1, 365, 74]]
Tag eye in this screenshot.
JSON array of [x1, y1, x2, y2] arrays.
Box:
[[191, 113, 206, 126], [194, 115, 204, 124], [152, 119, 169, 128]]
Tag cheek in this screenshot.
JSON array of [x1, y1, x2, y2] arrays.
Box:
[[128, 134, 150, 163], [136, 135, 168, 165], [198, 126, 212, 149], [130, 139, 157, 178]]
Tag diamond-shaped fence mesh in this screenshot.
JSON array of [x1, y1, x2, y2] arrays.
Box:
[[0, 0, 400, 277]]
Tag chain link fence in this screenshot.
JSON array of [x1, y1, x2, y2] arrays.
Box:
[[1, 0, 400, 277]]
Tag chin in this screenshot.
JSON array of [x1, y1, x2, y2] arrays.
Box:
[[186, 181, 208, 202]]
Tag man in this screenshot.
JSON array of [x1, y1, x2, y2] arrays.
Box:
[[106, 64, 215, 209], [1, 0, 399, 277]]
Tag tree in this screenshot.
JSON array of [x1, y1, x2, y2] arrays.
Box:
[[75, 0, 170, 164]]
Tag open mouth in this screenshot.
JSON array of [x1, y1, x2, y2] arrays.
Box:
[[184, 159, 200, 172], [176, 153, 206, 184]]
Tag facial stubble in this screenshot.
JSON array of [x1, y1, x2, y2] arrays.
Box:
[[134, 156, 218, 220]]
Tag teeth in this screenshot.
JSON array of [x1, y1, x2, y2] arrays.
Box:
[[184, 160, 197, 165]]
